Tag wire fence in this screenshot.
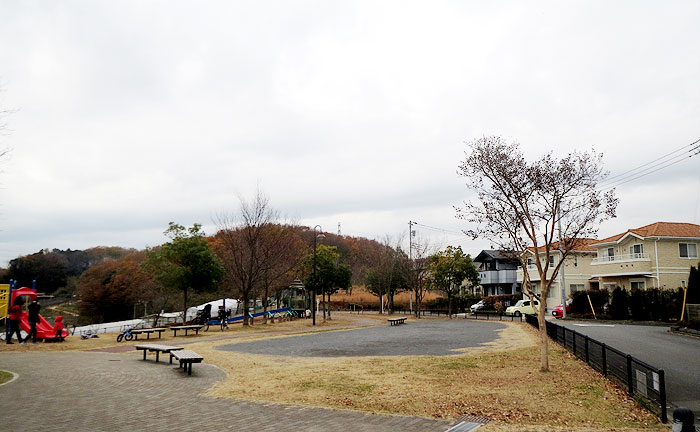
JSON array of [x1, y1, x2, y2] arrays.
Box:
[[525, 314, 667, 423]]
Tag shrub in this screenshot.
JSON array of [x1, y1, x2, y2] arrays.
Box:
[[609, 287, 630, 320], [425, 294, 482, 312], [483, 294, 521, 310], [571, 290, 609, 315], [494, 302, 505, 314]]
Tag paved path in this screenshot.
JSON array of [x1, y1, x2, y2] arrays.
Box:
[[556, 321, 700, 421], [220, 319, 506, 357], [0, 349, 455, 431]]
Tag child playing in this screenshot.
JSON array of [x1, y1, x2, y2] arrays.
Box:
[[54, 316, 65, 342]]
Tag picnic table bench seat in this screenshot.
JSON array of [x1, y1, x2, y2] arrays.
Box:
[[130, 328, 166, 340], [387, 317, 407, 326], [169, 325, 204, 337], [170, 349, 204, 376], [135, 344, 183, 362]]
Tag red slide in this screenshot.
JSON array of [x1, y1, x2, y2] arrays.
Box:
[[11, 287, 68, 340]]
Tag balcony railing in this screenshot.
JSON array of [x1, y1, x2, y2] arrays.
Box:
[[592, 253, 650, 264]]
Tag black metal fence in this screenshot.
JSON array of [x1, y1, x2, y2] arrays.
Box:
[[525, 314, 667, 423]]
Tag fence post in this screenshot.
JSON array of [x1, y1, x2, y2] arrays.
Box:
[[585, 336, 589, 363], [626, 355, 634, 394], [572, 330, 577, 355], [602, 343, 607, 376], [659, 369, 667, 424]]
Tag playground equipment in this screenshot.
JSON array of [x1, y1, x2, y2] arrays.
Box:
[[4, 282, 68, 342]]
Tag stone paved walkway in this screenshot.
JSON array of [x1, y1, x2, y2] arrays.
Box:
[[1, 350, 455, 431]]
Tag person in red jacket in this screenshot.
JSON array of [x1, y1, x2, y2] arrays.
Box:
[[54, 316, 64, 342], [6, 298, 25, 344]]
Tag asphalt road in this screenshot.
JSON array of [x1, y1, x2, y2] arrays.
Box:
[[555, 320, 700, 420], [218, 319, 506, 357]]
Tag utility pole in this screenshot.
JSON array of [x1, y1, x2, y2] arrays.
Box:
[[408, 221, 415, 314], [557, 208, 567, 318]]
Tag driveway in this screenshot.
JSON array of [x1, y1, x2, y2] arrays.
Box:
[[555, 321, 700, 420]]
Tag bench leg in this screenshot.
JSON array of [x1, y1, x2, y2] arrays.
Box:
[[155, 351, 160, 362], [143, 350, 147, 361], [146, 333, 150, 340], [170, 354, 173, 364], [188, 362, 192, 376]]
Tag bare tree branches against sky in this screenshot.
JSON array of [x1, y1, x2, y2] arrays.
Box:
[[0, 1, 699, 264]]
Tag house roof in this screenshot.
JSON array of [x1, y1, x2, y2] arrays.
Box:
[[526, 238, 598, 254], [593, 222, 700, 246], [474, 249, 519, 262]]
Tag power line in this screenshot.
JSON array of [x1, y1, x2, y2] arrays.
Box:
[[599, 138, 699, 185], [413, 222, 463, 235], [598, 140, 700, 191]]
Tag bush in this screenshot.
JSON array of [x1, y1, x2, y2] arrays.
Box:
[[571, 290, 609, 315], [609, 287, 630, 320], [483, 294, 521, 310]]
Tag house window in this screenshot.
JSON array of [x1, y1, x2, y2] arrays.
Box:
[[570, 284, 585, 292], [574, 256, 578, 267], [630, 244, 644, 257], [603, 283, 616, 290], [601, 247, 615, 261], [630, 280, 646, 290], [548, 255, 555, 266], [679, 243, 698, 259], [527, 258, 534, 267]]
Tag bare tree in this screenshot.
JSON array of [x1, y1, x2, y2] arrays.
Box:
[[215, 190, 303, 326], [457, 136, 617, 371], [409, 239, 433, 318]]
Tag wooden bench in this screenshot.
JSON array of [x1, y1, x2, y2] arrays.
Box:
[[130, 328, 166, 340], [135, 344, 183, 362], [388, 317, 407, 326], [170, 325, 204, 337], [170, 350, 204, 376]]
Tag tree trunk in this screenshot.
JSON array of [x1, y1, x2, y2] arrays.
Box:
[[183, 286, 188, 325], [327, 292, 332, 320], [388, 292, 394, 315], [447, 291, 452, 319], [263, 284, 269, 324], [242, 291, 250, 326], [538, 302, 550, 372]]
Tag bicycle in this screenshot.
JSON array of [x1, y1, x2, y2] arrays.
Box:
[[116, 326, 135, 342], [217, 307, 231, 331]]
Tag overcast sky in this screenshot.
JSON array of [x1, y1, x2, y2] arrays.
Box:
[[1, 1, 699, 266]]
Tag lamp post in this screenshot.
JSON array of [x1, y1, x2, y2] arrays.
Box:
[[311, 225, 325, 326]]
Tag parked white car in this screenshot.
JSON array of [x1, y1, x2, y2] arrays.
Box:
[[505, 299, 539, 316], [470, 300, 485, 313]]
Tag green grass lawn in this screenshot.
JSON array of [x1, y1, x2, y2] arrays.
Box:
[[0, 370, 14, 385]]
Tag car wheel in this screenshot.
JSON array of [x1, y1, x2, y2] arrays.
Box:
[[514, 311, 521, 317]]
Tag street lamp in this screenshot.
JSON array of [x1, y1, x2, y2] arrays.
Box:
[[312, 224, 325, 326]]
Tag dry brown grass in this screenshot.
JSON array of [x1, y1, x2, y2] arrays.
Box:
[[187, 315, 662, 430]]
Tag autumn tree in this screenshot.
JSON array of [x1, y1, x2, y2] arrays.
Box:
[[77, 253, 158, 323], [142, 223, 225, 324], [215, 191, 302, 326], [303, 244, 351, 320], [457, 136, 617, 371], [427, 246, 479, 318]]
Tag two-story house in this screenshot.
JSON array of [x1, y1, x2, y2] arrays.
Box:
[[590, 222, 700, 291], [473, 250, 520, 296], [516, 239, 598, 307]]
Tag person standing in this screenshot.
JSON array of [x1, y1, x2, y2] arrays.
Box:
[[5, 298, 24, 344], [24, 299, 41, 344]]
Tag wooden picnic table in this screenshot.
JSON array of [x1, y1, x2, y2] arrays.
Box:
[[170, 325, 204, 337], [130, 328, 166, 340], [387, 317, 407, 326], [135, 344, 183, 362]]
